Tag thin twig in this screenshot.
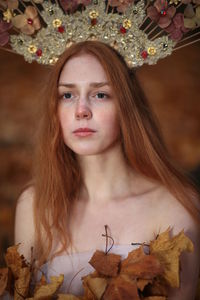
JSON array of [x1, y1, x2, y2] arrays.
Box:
[[147, 24, 159, 37], [174, 38, 200, 50], [67, 267, 85, 293], [177, 30, 200, 44], [151, 29, 164, 40], [139, 15, 149, 28], [131, 242, 150, 247], [29, 0, 44, 19], [144, 20, 154, 33], [102, 224, 115, 254]]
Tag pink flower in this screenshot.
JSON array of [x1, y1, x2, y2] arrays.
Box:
[[0, 19, 12, 46], [147, 0, 176, 28], [59, 0, 92, 13], [109, 0, 134, 13], [165, 13, 189, 41]]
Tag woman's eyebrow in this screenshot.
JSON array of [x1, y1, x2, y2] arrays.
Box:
[[58, 82, 110, 88]]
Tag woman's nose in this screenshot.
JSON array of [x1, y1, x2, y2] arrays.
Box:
[[75, 103, 92, 120]]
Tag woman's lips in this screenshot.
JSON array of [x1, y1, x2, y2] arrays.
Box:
[[73, 131, 95, 137]]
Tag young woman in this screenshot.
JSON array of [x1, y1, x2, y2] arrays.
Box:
[[14, 40, 200, 299]]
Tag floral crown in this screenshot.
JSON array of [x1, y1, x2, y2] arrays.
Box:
[[0, 0, 199, 67]]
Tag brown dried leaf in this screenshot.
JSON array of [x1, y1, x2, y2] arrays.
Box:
[[14, 267, 31, 300], [4, 244, 23, 279], [0, 268, 8, 296], [136, 278, 152, 291], [89, 250, 121, 277], [150, 227, 194, 288], [143, 277, 168, 297], [120, 246, 163, 279], [57, 294, 81, 299], [33, 274, 64, 299], [121, 246, 145, 267], [102, 274, 140, 300]]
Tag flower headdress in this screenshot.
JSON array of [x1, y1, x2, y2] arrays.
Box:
[[0, 0, 199, 67]]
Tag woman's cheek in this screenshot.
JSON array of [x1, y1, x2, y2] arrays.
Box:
[[99, 110, 120, 136]]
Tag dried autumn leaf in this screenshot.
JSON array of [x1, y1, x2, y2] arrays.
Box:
[[0, 268, 8, 296], [120, 246, 163, 279], [82, 274, 102, 300], [150, 227, 194, 288], [33, 274, 64, 299], [89, 250, 121, 277], [121, 246, 146, 267], [102, 274, 140, 300], [57, 294, 81, 299], [136, 278, 152, 291], [86, 277, 108, 299], [143, 277, 168, 297], [14, 267, 31, 300], [4, 244, 23, 279]]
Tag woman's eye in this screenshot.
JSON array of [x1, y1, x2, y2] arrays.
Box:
[[95, 93, 108, 99], [63, 92, 72, 99]]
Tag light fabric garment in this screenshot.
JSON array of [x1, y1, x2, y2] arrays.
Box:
[[38, 244, 150, 296]]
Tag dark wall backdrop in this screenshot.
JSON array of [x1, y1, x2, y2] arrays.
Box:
[[0, 43, 200, 265]]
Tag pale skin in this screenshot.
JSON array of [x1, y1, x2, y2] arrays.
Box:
[[15, 53, 200, 299]]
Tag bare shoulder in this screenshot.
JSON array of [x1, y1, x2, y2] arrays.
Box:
[[14, 186, 36, 261], [154, 185, 200, 234]]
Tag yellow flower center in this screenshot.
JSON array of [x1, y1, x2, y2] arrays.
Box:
[[147, 47, 156, 56], [123, 19, 132, 29], [89, 10, 99, 19], [53, 19, 62, 28], [28, 45, 37, 54]]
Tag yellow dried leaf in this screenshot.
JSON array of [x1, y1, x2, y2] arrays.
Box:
[[0, 268, 8, 296], [33, 274, 64, 299], [4, 244, 22, 279], [150, 227, 194, 288], [87, 277, 108, 299], [89, 250, 121, 277], [82, 274, 100, 300], [14, 267, 31, 300]]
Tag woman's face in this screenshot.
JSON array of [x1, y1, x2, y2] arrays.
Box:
[[57, 53, 121, 156]]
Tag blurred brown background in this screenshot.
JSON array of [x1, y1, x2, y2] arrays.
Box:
[[0, 44, 200, 265]]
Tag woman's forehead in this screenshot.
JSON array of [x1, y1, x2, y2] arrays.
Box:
[[59, 53, 109, 84]]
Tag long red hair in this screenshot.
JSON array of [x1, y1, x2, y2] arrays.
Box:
[[30, 40, 200, 267]]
